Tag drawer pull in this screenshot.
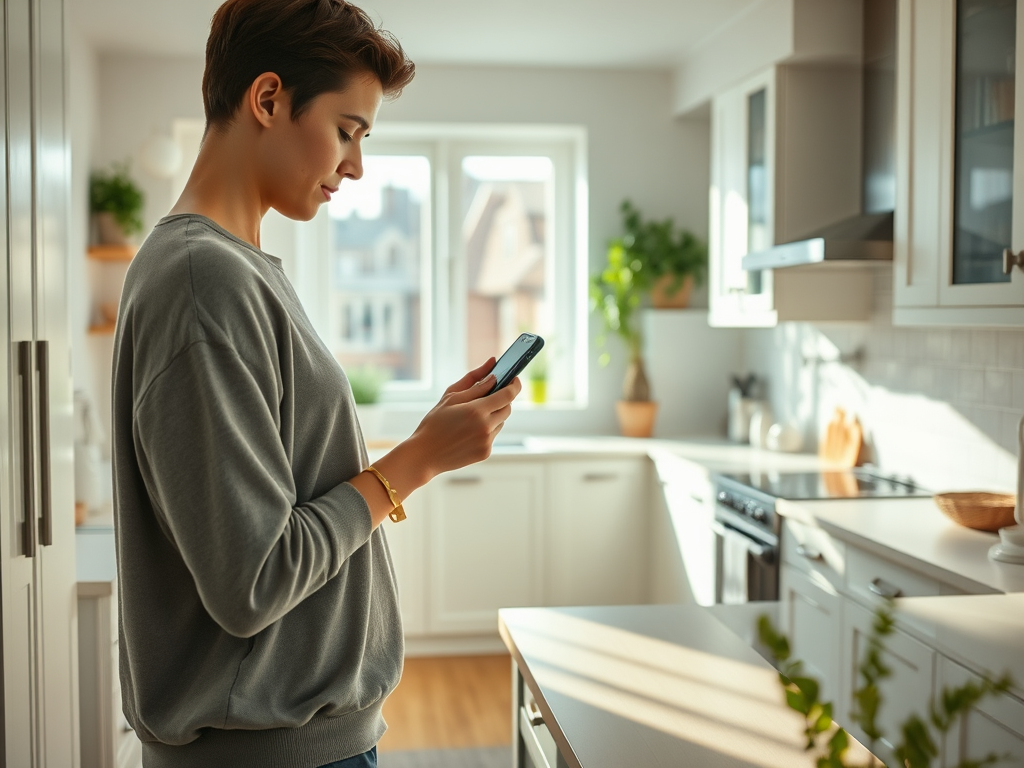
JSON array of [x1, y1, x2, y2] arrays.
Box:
[[525, 697, 544, 727], [796, 544, 823, 562], [583, 472, 617, 482], [869, 577, 903, 600], [690, 494, 706, 504], [448, 476, 482, 485]]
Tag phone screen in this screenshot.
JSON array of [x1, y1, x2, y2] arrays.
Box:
[[490, 333, 540, 388]]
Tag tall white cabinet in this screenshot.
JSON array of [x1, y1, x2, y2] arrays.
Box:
[[894, 0, 1024, 326], [0, 0, 78, 765]]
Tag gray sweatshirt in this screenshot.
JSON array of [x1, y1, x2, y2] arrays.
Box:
[[111, 214, 402, 768]]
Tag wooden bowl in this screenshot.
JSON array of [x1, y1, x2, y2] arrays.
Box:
[[934, 492, 1016, 532]]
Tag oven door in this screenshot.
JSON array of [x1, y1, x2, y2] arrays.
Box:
[[712, 516, 779, 604]]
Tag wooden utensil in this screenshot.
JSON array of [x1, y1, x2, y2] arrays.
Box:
[[820, 408, 864, 468]]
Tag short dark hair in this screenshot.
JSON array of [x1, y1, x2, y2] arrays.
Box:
[[203, 0, 415, 129]]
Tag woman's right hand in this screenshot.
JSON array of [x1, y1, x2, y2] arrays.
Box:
[[405, 358, 522, 479], [355, 359, 522, 528]]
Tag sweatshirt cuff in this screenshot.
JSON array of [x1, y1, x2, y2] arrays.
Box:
[[316, 482, 375, 571]]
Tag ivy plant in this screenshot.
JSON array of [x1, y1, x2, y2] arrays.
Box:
[[758, 602, 1013, 768], [89, 162, 144, 237]]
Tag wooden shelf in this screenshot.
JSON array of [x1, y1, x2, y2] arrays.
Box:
[[87, 244, 136, 262], [87, 322, 116, 335]]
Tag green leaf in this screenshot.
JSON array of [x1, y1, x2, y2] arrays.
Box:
[[792, 677, 820, 707], [827, 727, 848, 754], [813, 702, 833, 733], [786, 688, 809, 715]]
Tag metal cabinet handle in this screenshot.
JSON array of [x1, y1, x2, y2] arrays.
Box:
[[36, 341, 52, 547], [796, 544, 823, 562], [448, 476, 482, 485], [583, 472, 617, 482], [869, 577, 903, 599], [18, 342, 35, 558], [1003, 248, 1024, 275], [690, 493, 706, 504], [525, 697, 544, 727]]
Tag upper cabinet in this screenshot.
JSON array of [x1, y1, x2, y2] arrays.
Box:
[[709, 64, 878, 327], [895, 0, 1024, 325]]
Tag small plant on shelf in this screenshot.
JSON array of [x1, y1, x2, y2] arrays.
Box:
[[757, 601, 1013, 768], [347, 365, 389, 405], [90, 162, 144, 244]]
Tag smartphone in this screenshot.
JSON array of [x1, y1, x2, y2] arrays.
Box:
[[488, 333, 545, 394]]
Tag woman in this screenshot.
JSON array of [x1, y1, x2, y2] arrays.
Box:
[[110, 1, 521, 766]]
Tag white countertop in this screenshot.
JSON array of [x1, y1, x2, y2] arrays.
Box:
[[776, 497, 1024, 595], [499, 604, 873, 768]]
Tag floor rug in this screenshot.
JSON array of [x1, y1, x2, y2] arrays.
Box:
[[378, 745, 511, 768]]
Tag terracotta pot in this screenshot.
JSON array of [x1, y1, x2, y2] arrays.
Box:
[[93, 211, 131, 246], [615, 400, 658, 438], [650, 274, 694, 309]]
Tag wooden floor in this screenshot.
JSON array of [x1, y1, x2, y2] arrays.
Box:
[[378, 654, 513, 752]]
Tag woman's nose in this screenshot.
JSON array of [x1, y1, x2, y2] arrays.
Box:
[[340, 146, 364, 181]]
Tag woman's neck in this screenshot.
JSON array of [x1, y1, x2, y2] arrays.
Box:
[[168, 126, 268, 249]]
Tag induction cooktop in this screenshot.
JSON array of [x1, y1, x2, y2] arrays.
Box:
[[715, 469, 930, 501]]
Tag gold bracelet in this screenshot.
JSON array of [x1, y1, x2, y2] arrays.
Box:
[[365, 466, 406, 522]]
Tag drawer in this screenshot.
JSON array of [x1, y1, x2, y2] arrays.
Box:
[[519, 692, 559, 768], [781, 519, 845, 592], [845, 545, 940, 605]]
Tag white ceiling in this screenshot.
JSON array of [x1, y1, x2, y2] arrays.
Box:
[[70, 0, 761, 69]]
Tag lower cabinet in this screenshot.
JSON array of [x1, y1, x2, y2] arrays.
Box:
[[78, 583, 141, 768], [427, 462, 545, 634], [940, 657, 1024, 766], [841, 599, 937, 759], [544, 457, 649, 607], [779, 564, 843, 705], [391, 454, 656, 647]]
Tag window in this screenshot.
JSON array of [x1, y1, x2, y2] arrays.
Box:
[[316, 125, 587, 405], [170, 120, 587, 406]]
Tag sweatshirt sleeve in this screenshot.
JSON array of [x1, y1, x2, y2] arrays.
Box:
[[133, 339, 373, 638]]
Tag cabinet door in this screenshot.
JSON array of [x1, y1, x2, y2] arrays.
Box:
[[545, 458, 649, 607], [384, 493, 428, 636], [940, 657, 1024, 765], [655, 457, 715, 607], [35, 0, 79, 763], [841, 600, 937, 760], [3, 0, 40, 764], [709, 69, 776, 328], [780, 565, 842, 704], [428, 462, 544, 634]]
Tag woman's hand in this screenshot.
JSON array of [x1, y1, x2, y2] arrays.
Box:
[[406, 357, 522, 477], [353, 359, 522, 528]]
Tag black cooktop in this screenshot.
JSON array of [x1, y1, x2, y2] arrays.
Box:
[[716, 469, 930, 501]]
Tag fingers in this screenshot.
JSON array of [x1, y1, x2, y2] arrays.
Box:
[[445, 373, 497, 405], [444, 358, 496, 396], [479, 376, 522, 410]]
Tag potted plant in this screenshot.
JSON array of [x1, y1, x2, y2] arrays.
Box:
[[591, 230, 657, 437], [528, 347, 548, 404], [616, 199, 707, 309], [89, 162, 145, 246], [347, 365, 389, 442]]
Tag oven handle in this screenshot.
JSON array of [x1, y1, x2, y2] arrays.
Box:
[[711, 520, 776, 565]]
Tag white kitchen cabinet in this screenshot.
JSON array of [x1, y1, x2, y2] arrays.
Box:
[[427, 461, 545, 635], [384, 492, 429, 636], [709, 63, 871, 327], [894, 0, 1024, 326], [842, 600, 937, 760], [545, 457, 649, 607], [779, 564, 844, 705], [939, 657, 1024, 765], [78, 583, 141, 768], [0, 0, 79, 764], [650, 452, 715, 606]]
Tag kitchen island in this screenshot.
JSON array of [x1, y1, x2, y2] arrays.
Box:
[[499, 604, 872, 768]]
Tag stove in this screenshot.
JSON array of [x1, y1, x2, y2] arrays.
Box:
[[709, 469, 930, 605]]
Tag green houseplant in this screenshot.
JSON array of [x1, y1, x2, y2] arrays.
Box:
[[590, 201, 707, 437], [90, 162, 145, 245], [347, 365, 389, 442]]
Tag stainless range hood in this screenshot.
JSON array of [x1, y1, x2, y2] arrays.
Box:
[[742, 0, 896, 274], [741, 210, 893, 270]]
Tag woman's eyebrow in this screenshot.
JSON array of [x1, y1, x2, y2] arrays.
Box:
[[340, 113, 369, 130]]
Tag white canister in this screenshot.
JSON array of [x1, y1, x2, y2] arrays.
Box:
[[748, 403, 774, 449]]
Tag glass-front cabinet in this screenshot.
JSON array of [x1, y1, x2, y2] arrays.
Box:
[[709, 65, 870, 327], [895, 0, 1024, 325]]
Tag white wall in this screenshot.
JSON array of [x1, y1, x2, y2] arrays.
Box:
[[743, 269, 1023, 493], [85, 56, 724, 440]]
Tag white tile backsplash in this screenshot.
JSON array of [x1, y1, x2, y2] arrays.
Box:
[[742, 270, 1023, 493]]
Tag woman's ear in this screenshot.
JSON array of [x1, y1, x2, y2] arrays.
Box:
[[248, 72, 286, 128]]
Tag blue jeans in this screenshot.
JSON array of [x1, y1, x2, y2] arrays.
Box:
[[317, 746, 377, 768]]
